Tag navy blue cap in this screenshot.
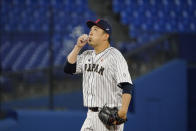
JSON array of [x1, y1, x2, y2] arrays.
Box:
[[86, 19, 112, 36]]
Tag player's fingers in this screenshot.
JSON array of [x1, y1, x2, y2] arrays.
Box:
[[79, 35, 87, 42], [82, 35, 88, 42], [82, 37, 88, 43], [77, 37, 82, 44], [77, 34, 88, 47]]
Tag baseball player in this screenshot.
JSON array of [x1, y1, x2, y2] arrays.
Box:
[[64, 19, 133, 131]]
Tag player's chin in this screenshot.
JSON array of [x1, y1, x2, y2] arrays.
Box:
[[88, 41, 94, 46]]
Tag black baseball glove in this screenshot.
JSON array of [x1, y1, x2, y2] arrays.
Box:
[[98, 105, 127, 126]]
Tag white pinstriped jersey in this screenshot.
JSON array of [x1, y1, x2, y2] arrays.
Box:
[[75, 47, 132, 108]]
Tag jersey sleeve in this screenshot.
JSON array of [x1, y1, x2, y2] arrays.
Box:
[[75, 53, 84, 74], [112, 50, 133, 85], [75, 50, 89, 74]]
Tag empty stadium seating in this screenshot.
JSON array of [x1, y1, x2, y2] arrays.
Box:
[[0, 0, 96, 71], [113, 0, 196, 35], [1, 0, 195, 72], [1, 0, 94, 32], [112, 0, 195, 59]]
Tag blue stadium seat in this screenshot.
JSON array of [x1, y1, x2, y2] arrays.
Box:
[[25, 42, 49, 70], [38, 51, 49, 69], [3, 42, 25, 68], [38, 0, 50, 6], [12, 42, 36, 71], [121, 10, 129, 25], [25, 0, 39, 6], [189, 22, 196, 32], [113, 0, 122, 13], [1, 42, 11, 63]]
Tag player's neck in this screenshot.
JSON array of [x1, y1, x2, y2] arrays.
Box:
[[94, 42, 110, 55]]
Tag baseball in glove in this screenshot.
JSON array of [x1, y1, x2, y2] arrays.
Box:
[[98, 105, 127, 126]]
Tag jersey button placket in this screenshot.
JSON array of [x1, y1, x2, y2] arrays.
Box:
[[87, 54, 94, 107], [90, 54, 95, 107]]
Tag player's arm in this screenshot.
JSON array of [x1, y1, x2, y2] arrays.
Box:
[[64, 34, 88, 74], [67, 45, 82, 63], [119, 93, 131, 119], [112, 49, 133, 119], [118, 83, 133, 119]]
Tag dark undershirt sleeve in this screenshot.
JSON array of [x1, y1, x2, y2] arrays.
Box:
[[64, 60, 76, 74], [118, 82, 134, 95]]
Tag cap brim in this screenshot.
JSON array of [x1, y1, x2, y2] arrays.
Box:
[[86, 20, 105, 31]]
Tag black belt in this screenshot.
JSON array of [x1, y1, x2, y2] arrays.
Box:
[[89, 107, 99, 112]]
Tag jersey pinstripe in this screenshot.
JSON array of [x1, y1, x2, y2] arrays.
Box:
[[75, 47, 132, 108]]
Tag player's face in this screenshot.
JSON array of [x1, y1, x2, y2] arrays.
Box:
[[88, 26, 108, 47]]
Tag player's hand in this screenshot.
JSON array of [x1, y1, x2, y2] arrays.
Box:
[[118, 109, 127, 120], [76, 34, 88, 49], [113, 109, 127, 125]]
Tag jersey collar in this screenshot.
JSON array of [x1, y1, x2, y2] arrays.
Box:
[[94, 46, 112, 56]]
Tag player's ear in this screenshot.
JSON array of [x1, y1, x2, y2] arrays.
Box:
[[103, 33, 109, 42]]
